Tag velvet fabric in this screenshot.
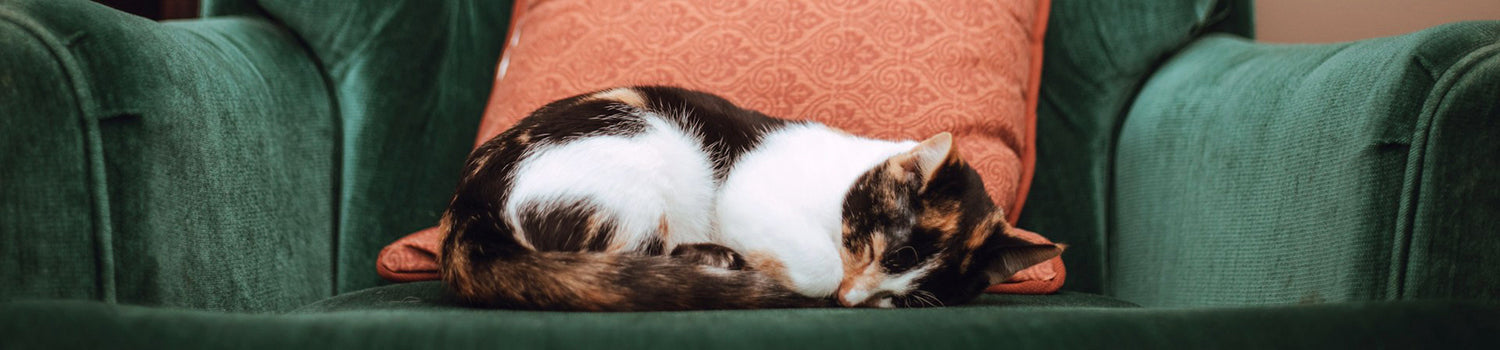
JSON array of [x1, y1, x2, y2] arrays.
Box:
[[1, 0, 336, 311], [5, 0, 1500, 348], [1017, 0, 1255, 294], [243, 0, 514, 294], [5, 296, 1498, 349], [1113, 22, 1500, 306]]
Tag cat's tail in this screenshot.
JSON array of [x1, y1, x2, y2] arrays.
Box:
[[440, 240, 828, 311]]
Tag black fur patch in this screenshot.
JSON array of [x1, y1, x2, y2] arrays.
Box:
[[443, 136, 527, 260], [671, 243, 747, 270], [515, 200, 617, 252], [841, 163, 919, 251], [838, 148, 1035, 308], [511, 99, 649, 143], [441, 86, 832, 311], [907, 228, 1036, 307], [903, 161, 1018, 307], [642, 235, 667, 256], [919, 159, 996, 245], [445, 90, 657, 260], [633, 86, 795, 180]]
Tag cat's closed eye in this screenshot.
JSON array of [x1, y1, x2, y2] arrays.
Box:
[[881, 246, 919, 272]]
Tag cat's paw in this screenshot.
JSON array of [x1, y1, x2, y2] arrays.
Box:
[[670, 243, 747, 270]]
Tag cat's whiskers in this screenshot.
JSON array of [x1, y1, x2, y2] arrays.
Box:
[[914, 290, 942, 307]]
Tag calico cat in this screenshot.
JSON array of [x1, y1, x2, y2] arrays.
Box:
[[439, 86, 1062, 311]]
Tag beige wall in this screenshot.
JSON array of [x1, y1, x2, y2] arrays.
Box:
[[1257, 0, 1500, 43]]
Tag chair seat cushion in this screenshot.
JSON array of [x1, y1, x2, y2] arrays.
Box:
[[294, 282, 1136, 312], [6, 295, 1499, 349]]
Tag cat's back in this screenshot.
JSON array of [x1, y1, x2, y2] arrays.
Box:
[[495, 86, 791, 253]]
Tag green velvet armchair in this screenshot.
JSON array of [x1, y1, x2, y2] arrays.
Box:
[[3, 0, 1498, 348]]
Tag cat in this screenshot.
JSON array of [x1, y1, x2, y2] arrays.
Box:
[[439, 86, 1062, 311]]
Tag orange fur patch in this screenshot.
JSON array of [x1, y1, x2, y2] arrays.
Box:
[[468, 151, 491, 178], [919, 199, 962, 237], [838, 262, 884, 301], [509, 222, 538, 252], [605, 238, 629, 253], [582, 215, 609, 252], [883, 161, 909, 182], [441, 228, 477, 299], [437, 212, 454, 236], [745, 251, 791, 286], [657, 216, 672, 247], [959, 211, 1007, 271], [480, 254, 626, 310], [967, 211, 1006, 251], [837, 236, 887, 301], [827, 126, 856, 137], [554, 254, 627, 307], [584, 87, 647, 108]]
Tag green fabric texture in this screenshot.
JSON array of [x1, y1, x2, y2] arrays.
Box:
[[4, 299, 1497, 349], [1400, 27, 1500, 301], [0, 5, 100, 303], [6, 0, 1500, 348], [292, 282, 1139, 312], [1113, 22, 1500, 307], [248, 0, 514, 294], [0, 0, 336, 311], [1018, 0, 1253, 294], [199, 0, 260, 17]]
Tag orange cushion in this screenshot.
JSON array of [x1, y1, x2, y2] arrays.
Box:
[[380, 0, 1065, 294], [482, 0, 1045, 216], [376, 226, 445, 283], [984, 228, 1066, 294]]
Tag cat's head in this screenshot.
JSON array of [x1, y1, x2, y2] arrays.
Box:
[[837, 132, 1063, 308]]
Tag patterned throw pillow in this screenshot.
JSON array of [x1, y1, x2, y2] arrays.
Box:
[[381, 0, 1064, 294], [480, 0, 1045, 215]]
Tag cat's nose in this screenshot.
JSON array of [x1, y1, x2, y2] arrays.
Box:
[[837, 289, 867, 307], [839, 290, 894, 307], [836, 294, 855, 307]]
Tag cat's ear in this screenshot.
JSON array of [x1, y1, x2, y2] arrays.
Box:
[[982, 243, 1064, 286], [894, 132, 954, 186]]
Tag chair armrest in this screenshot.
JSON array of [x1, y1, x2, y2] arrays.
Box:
[[1112, 21, 1500, 306], [246, 0, 513, 294], [0, 0, 336, 311]]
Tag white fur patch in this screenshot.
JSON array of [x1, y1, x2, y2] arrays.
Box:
[[840, 262, 938, 307], [505, 114, 924, 301], [505, 113, 717, 252], [877, 263, 936, 296], [716, 124, 916, 297]]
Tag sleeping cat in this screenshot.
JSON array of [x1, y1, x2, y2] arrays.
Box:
[[439, 86, 1062, 311]]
